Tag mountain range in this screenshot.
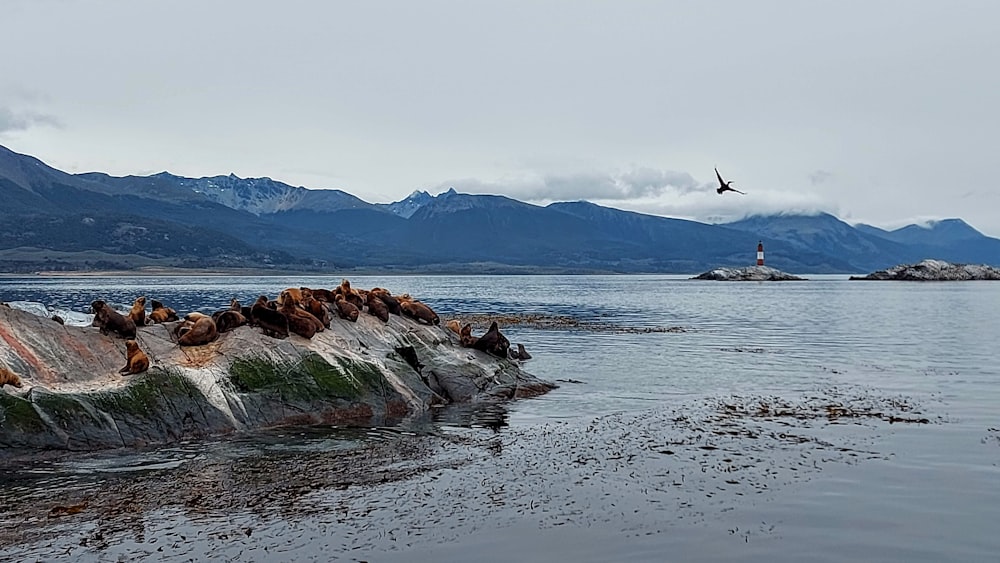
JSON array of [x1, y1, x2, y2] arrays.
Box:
[[1, 144, 997, 274]]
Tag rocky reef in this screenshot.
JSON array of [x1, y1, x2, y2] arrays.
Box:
[[849, 259, 1000, 281], [691, 265, 806, 281], [0, 304, 554, 451]]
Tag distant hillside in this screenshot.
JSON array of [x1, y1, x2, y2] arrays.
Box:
[[2, 144, 999, 274]]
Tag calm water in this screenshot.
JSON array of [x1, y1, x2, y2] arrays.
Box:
[[1, 274, 998, 562]]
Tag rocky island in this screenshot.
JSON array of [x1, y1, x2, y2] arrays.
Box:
[[0, 299, 554, 451], [849, 259, 1000, 281], [691, 265, 807, 281]]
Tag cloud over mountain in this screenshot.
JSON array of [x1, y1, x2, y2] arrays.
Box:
[[0, 106, 62, 133], [437, 168, 704, 202]]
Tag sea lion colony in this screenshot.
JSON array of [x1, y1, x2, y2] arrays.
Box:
[[68, 279, 523, 382]]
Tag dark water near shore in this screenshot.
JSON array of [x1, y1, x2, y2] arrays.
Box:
[[1, 275, 998, 562]]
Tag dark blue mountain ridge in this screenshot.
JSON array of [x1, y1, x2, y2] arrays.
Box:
[[856, 218, 983, 245], [1, 143, 999, 273]]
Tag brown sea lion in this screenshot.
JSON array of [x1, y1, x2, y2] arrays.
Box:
[[472, 321, 511, 358], [310, 288, 335, 303], [302, 295, 332, 328], [119, 339, 150, 375], [51, 315, 65, 325], [128, 296, 147, 327], [91, 300, 137, 339], [337, 278, 353, 295], [229, 298, 255, 324], [365, 292, 390, 323], [400, 299, 440, 325], [277, 288, 303, 307], [251, 295, 289, 338], [445, 319, 462, 336], [213, 310, 248, 333], [459, 323, 478, 348], [175, 314, 218, 346], [334, 294, 360, 322], [335, 279, 366, 309], [0, 367, 23, 388], [278, 300, 319, 338], [148, 299, 179, 323], [370, 288, 402, 316]]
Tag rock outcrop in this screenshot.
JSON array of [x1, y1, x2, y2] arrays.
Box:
[[0, 304, 555, 451], [692, 265, 806, 281], [849, 259, 1000, 281]]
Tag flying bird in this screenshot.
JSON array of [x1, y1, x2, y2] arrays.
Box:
[[715, 168, 745, 195]]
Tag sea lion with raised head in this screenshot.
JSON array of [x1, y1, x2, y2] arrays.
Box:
[[459, 323, 478, 348], [472, 321, 511, 358], [128, 296, 147, 327], [120, 339, 150, 375], [91, 300, 137, 339], [508, 343, 532, 361], [277, 288, 303, 307]]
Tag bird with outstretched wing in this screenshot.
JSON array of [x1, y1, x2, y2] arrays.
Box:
[[715, 167, 745, 195]]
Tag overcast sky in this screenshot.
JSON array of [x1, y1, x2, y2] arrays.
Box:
[[3, 1, 999, 235]]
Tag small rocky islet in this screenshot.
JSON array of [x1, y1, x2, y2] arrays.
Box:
[[849, 259, 1000, 281], [691, 265, 806, 281], [0, 281, 555, 451]]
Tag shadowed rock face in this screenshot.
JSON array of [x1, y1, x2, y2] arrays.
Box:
[[691, 265, 806, 281], [849, 259, 1000, 281], [0, 305, 555, 451]]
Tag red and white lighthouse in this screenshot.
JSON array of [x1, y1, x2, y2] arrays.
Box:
[[756, 241, 765, 266]]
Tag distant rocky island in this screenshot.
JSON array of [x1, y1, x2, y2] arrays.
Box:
[[850, 259, 1000, 281], [692, 265, 806, 281]]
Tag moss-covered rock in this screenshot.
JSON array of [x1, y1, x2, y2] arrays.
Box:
[[0, 302, 555, 451]]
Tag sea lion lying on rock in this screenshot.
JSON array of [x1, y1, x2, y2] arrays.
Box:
[[399, 298, 440, 325], [278, 296, 320, 339], [213, 310, 248, 333], [445, 319, 462, 336], [120, 339, 150, 375], [309, 288, 335, 303], [370, 288, 401, 316], [302, 294, 332, 328], [91, 300, 137, 339], [148, 300, 179, 323], [251, 295, 289, 338], [334, 294, 360, 322], [230, 298, 254, 324], [174, 312, 219, 346], [365, 292, 390, 323], [0, 367, 23, 388]]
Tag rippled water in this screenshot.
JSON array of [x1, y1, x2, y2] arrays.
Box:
[[1, 274, 998, 561]]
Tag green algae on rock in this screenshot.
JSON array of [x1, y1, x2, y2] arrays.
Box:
[[0, 303, 555, 451]]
